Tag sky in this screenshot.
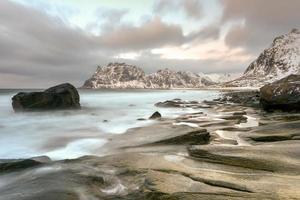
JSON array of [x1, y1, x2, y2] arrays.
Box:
[[0, 0, 299, 88]]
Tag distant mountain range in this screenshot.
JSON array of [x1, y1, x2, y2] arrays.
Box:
[[82, 63, 238, 89], [83, 29, 299, 89], [225, 29, 300, 87]]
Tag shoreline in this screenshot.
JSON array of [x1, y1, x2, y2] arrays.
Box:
[[79, 86, 260, 91]]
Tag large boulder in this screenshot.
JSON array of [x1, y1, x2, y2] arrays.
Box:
[[260, 74, 300, 111], [12, 83, 80, 111]]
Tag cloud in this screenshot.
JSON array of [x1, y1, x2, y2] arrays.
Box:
[[222, 0, 300, 24], [151, 40, 252, 63], [0, 0, 105, 87], [87, 7, 128, 34], [154, 0, 203, 19], [187, 25, 220, 41], [97, 17, 185, 50], [182, 0, 203, 19], [222, 0, 300, 53], [114, 52, 246, 74], [0, 0, 186, 88]]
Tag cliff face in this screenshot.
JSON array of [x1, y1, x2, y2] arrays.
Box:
[[82, 63, 216, 89], [225, 29, 300, 87]]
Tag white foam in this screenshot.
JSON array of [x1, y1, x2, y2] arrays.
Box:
[[45, 138, 107, 160], [173, 122, 199, 128], [101, 180, 127, 195], [235, 115, 258, 128], [164, 155, 185, 162], [34, 166, 62, 174]]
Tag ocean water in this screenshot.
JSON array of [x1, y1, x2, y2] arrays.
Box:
[[0, 89, 219, 160]]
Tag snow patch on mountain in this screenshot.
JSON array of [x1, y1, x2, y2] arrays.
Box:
[[201, 73, 241, 84]]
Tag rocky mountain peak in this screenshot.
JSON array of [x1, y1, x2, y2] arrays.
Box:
[[225, 29, 300, 87]]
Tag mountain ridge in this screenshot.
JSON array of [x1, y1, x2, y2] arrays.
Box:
[[82, 63, 233, 89]]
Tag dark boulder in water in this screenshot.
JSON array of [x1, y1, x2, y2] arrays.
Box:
[[149, 111, 162, 119], [0, 159, 42, 173], [12, 83, 80, 111], [260, 74, 300, 111]]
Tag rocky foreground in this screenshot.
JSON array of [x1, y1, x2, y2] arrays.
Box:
[[1, 90, 300, 200]]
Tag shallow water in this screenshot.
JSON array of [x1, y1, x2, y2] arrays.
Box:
[[0, 89, 219, 160]]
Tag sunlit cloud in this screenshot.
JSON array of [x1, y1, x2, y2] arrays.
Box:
[[152, 40, 253, 62], [114, 52, 141, 60]]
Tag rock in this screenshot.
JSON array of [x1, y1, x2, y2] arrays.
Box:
[[137, 118, 147, 121], [260, 74, 300, 111], [30, 156, 51, 163], [0, 159, 42, 173], [152, 129, 210, 145], [220, 91, 260, 107], [149, 111, 162, 119], [12, 83, 80, 111], [155, 99, 203, 108], [233, 111, 247, 116], [155, 100, 182, 108], [221, 115, 247, 121]]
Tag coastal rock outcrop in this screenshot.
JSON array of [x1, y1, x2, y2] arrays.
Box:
[[260, 74, 300, 111], [12, 83, 80, 111], [225, 29, 300, 87], [82, 62, 216, 89]]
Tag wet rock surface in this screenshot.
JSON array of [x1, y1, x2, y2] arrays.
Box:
[[12, 83, 80, 111], [155, 99, 211, 109], [2, 90, 300, 199], [150, 129, 210, 145], [260, 74, 300, 111], [220, 90, 260, 107]]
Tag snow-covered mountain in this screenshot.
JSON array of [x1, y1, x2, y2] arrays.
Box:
[[201, 73, 241, 84], [225, 29, 300, 87], [82, 63, 216, 89], [82, 63, 147, 88]]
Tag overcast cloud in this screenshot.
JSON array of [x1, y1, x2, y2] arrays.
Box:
[[223, 0, 300, 53], [0, 0, 299, 88]]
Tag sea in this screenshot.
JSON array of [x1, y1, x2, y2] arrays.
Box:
[[0, 89, 220, 160]]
